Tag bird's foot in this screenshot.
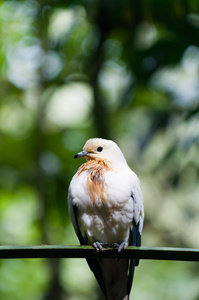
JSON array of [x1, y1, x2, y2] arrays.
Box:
[[111, 242, 128, 253], [93, 242, 110, 252]]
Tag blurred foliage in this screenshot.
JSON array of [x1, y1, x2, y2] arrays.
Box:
[[0, 0, 199, 299]]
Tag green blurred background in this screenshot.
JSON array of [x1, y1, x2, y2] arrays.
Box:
[[0, 0, 199, 299]]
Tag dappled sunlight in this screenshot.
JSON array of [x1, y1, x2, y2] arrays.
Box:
[[151, 46, 199, 105], [45, 82, 93, 128]]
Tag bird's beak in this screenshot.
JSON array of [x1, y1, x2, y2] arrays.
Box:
[[74, 150, 87, 159]]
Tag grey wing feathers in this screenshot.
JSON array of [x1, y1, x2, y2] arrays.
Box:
[[127, 190, 143, 294]]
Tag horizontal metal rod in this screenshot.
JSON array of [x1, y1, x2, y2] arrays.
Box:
[[0, 245, 199, 261]]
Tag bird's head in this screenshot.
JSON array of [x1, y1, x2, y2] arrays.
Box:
[[74, 138, 126, 165]]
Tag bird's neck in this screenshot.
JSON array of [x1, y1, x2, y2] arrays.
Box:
[[77, 159, 111, 205], [77, 159, 111, 175]]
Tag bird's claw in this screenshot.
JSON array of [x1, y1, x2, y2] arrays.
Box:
[[93, 242, 110, 252], [93, 241, 127, 253], [118, 242, 127, 252], [111, 242, 128, 253]]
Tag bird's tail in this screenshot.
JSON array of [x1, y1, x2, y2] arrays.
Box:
[[106, 292, 129, 300], [122, 295, 129, 300], [101, 259, 130, 300], [88, 257, 135, 300]]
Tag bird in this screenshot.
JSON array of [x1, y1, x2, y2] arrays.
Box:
[[68, 138, 144, 300]]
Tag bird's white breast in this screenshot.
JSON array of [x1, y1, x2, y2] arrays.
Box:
[[69, 161, 142, 245]]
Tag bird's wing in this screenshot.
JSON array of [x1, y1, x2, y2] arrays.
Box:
[[68, 188, 107, 297], [127, 182, 144, 294]]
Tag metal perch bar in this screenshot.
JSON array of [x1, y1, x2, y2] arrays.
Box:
[[0, 246, 199, 261]]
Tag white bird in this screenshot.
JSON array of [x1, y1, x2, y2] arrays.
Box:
[[68, 138, 144, 300]]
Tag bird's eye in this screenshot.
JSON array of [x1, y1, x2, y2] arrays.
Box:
[[97, 146, 103, 152]]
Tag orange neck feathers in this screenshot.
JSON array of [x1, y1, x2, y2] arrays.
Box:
[[77, 159, 111, 205]]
